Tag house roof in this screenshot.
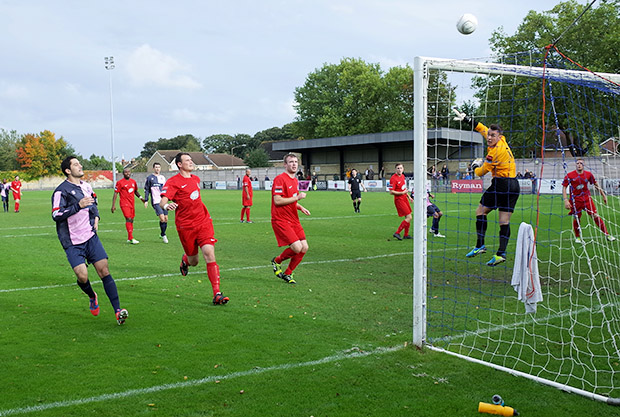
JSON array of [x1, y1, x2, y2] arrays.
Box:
[[205, 153, 246, 167]]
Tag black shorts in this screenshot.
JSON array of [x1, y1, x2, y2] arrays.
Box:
[[426, 203, 440, 217], [350, 190, 361, 200], [480, 177, 520, 212]]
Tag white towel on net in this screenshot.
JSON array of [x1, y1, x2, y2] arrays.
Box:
[[511, 222, 543, 313]]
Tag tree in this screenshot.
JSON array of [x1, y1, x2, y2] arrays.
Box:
[[483, 0, 620, 157], [0, 129, 20, 171], [16, 130, 72, 178], [489, 0, 620, 73], [253, 126, 296, 143], [292, 57, 455, 139], [140, 134, 202, 158], [81, 154, 112, 170], [203, 133, 255, 157], [244, 148, 270, 168]]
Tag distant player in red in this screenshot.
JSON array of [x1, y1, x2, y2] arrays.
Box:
[[562, 158, 615, 243], [240, 168, 253, 223], [159, 152, 229, 305], [389, 163, 413, 240], [270, 153, 311, 284], [111, 168, 144, 244], [11, 175, 22, 213]]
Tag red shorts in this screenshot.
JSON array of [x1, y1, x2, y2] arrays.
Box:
[[120, 205, 135, 219], [12, 192, 20, 201], [394, 198, 412, 217], [271, 220, 306, 247], [177, 219, 217, 256], [570, 197, 597, 216], [242, 198, 253, 207]]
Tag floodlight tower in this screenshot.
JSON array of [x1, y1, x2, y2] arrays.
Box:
[[104, 56, 117, 185]]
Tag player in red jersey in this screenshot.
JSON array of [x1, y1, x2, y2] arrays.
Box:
[[270, 153, 311, 284], [159, 152, 229, 305], [389, 163, 413, 240], [562, 158, 615, 243], [240, 168, 253, 223], [11, 175, 22, 212], [112, 168, 145, 244]]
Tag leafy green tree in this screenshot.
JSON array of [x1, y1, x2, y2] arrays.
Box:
[[203, 133, 254, 157], [0, 129, 20, 171], [140, 134, 202, 158], [244, 148, 270, 168], [81, 154, 112, 170], [293, 57, 455, 139], [482, 0, 620, 157], [253, 126, 295, 143], [203, 134, 233, 153]]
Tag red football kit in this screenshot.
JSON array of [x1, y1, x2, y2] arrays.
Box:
[[562, 170, 597, 215], [162, 173, 215, 256], [271, 172, 305, 246], [242, 175, 253, 206], [114, 178, 138, 218], [11, 180, 21, 199], [390, 173, 411, 217]]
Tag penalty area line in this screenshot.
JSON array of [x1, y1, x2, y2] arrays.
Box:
[[0, 345, 405, 416]]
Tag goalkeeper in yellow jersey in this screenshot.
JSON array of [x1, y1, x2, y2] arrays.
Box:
[[453, 108, 520, 266]]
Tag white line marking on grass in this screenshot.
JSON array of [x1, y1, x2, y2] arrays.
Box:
[[0, 345, 405, 416], [0, 214, 391, 238], [0, 252, 413, 293]]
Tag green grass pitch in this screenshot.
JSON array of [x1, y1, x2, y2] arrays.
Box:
[[0, 188, 617, 416]]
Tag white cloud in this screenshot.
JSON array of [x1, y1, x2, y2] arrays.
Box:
[[126, 44, 202, 89]]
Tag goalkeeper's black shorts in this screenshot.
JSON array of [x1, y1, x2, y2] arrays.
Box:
[[480, 177, 520, 212]]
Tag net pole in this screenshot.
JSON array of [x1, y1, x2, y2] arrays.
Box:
[[412, 56, 428, 347]]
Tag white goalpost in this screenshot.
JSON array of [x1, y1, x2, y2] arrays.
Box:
[[413, 54, 620, 405]]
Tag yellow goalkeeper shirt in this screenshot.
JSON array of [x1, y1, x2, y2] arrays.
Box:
[[473, 122, 516, 178]]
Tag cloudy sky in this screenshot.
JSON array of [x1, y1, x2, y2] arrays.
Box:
[[0, 0, 565, 160]]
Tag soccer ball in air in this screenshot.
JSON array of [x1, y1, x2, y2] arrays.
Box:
[[456, 13, 478, 35]]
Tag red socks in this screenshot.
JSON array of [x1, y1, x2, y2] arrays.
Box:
[[206, 262, 221, 296], [396, 220, 410, 235], [284, 252, 305, 275], [126, 222, 134, 240], [276, 247, 296, 264]]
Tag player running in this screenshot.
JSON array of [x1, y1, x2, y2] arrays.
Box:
[[52, 156, 128, 325], [562, 158, 615, 243], [112, 167, 145, 244], [159, 152, 229, 305], [270, 153, 311, 284], [453, 107, 520, 266], [144, 162, 169, 243], [348, 168, 366, 213], [240, 168, 253, 223], [389, 163, 413, 240]]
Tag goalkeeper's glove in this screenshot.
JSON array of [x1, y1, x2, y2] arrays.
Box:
[[453, 107, 473, 126], [471, 158, 484, 170]]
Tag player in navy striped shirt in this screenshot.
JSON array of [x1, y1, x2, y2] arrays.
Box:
[[52, 156, 128, 325]]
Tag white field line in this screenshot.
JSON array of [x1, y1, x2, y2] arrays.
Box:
[[0, 345, 404, 416], [0, 252, 414, 293], [0, 214, 395, 238]]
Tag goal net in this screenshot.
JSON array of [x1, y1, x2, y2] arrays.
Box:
[[412, 50, 620, 404]]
